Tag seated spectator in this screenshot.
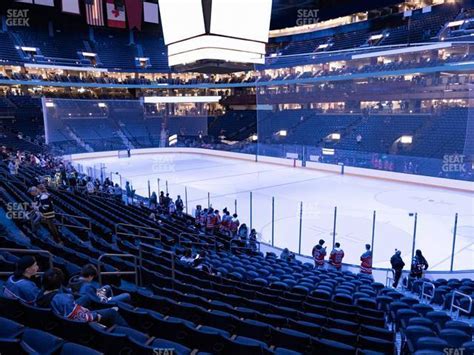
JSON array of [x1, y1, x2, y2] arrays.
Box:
[[249, 229, 258, 251], [238, 223, 248, 242], [3, 255, 40, 304], [69, 264, 131, 304], [280, 248, 295, 262], [40, 268, 127, 326], [193, 252, 213, 274], [179, 249, 195, 266]]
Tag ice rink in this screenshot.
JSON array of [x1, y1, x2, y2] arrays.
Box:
[[74, 152, 474, 271]]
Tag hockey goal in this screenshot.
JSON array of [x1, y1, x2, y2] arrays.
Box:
[[117, 149, 131, 158]]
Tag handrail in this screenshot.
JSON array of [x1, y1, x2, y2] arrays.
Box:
[[450, 290, 473, 318], [230, 237, 261, 253], [115, 223, 162, 237], [55, 212, 92, 231], [420, 281, 435, 304], [97, 253, 138, 286], [178, 232, 217, 251], [385, 269, 394, 287], [0, 248, 53, 276], [138, 242, 175, 288]]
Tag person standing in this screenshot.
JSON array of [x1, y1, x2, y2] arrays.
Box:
[[390, 249, 405, 288], [175, 195, 184, 216], [329, 242, 345, 271], [230, 213, 240, 236], [37, 184, 62, 243], [410, 249, 428, 279], [312, 244, 326, 269], [149, 192, 157, 209], [360, 244, 373, 275]]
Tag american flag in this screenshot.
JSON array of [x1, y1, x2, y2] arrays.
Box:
[[85, 0, 104, 26]]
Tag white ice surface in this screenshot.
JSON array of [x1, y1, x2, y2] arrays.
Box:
[[75, 153, 474, 271]]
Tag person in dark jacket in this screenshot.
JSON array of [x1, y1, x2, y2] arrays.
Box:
[[3, 256, 40, 304], [410, 249, 428, 279], [149, 191, 158, 209], [69, 264, 131, 304], [175, 195, 184, 216], [390, 249, 405, 288]]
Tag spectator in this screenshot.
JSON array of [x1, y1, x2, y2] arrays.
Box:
[[410, 249, 428, 279], [149, 192, 157, 209], [220, 209, 231, 235], [36, 184, 62, 243], [312, 239, 327, 269], [312, 244, 326, 269], [179, 249, 195, 266], [86, 178, 95, 194], [113, 184, 122, 201], [159, 191, 165, 208], [206, 208, 217, 234], [8, 159, 17, 175], [230, 213, 240, 236], [164, 193, 171, 210], [249, 229, 258, 252], [125, 181, 135, 204], [40, 268, 127, 326], [360, 244, 373, 275], [390, 249, 405, 288], [3, 256, 40, 304], [329, 242, 345, 271], [194, 205, 202, 221], [36, 267, 87, 308], [238, 223, 248, 242], [69, 264, 131, 304], [168, 200, 176, 215], [175, 195, 184, 216], [280, 248, 295, 262]]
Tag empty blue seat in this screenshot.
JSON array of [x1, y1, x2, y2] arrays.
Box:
[[439, 329, 471, 348], [60, 342, 103, 355], [416, 337, 449, 352], [0, 316, 24, 338], [21, 328, 64, 355]]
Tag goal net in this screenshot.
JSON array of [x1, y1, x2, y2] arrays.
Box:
[[118, 149, 131, 158]]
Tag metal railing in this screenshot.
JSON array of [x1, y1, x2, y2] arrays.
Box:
[[56, 213, 92, 231], [0, 248, 53, 276], [138, 242, 176, 288], [420, 281, 435, 304], [385, 269, 394, 287], [114, 223, 162, 241], [97, 253, 139, 285], [230, 238, 261, 254], [178, 232, 217, 250], [450, 290, 473, 318]]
